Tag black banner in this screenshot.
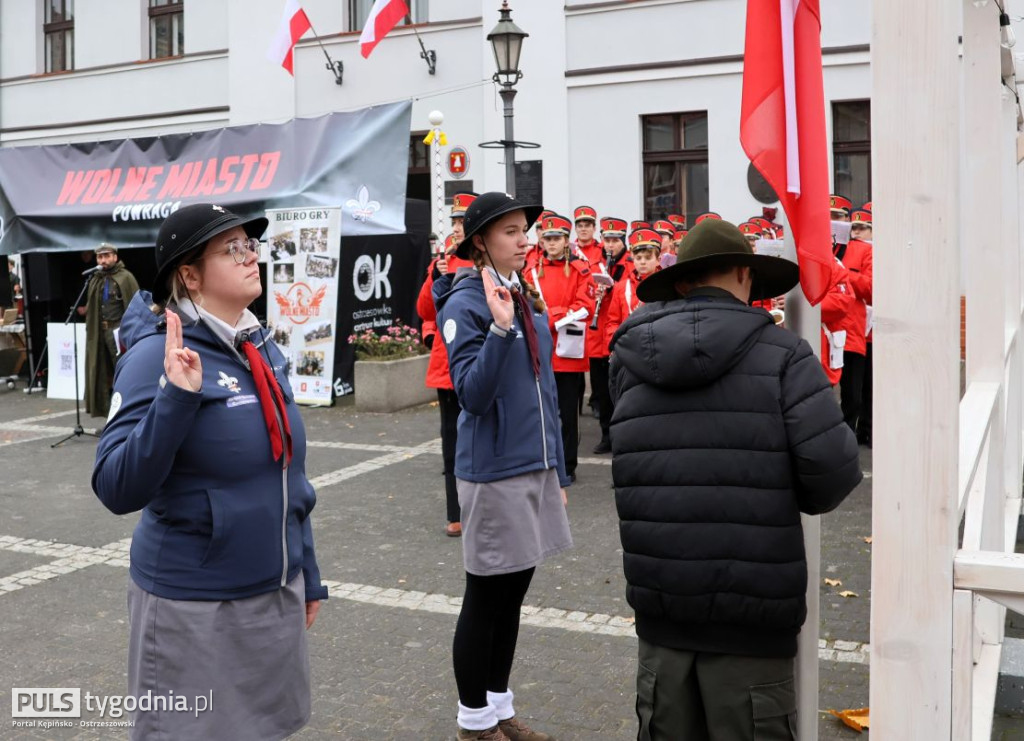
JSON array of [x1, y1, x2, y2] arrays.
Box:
[[0, 103, 412, 254]]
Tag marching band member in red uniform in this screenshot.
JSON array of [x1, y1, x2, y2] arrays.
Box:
[[835, 209, 873, 434], [524, 210, 554, 274], [820, 257, 857, 388], [571, 205, 602, 263], [667, 214, 687, 231], [417, 194, 478, 537], [587, 216, 632, 454], [605, 228, 662, 344], [851, 207, 874, 446], [525, 214, 597, 481], [830, 194, 852, 222]]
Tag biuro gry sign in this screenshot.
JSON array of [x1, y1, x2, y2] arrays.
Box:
[[11, 688, 80, 718]]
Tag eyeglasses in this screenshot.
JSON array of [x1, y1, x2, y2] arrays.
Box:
[[225, 237, 261, 264], [193, 237, 261, 265]]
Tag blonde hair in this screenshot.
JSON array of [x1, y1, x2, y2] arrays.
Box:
[[149, 263, 202, 315]]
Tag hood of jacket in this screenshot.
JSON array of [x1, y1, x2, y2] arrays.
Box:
[[119, 291, 164, 351], [612, 288, 772, 389]]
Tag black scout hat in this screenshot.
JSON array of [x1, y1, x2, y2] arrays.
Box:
[[153, 203, 268, 303], [636, 218, 799, 303], [455, 192, 543, 259]]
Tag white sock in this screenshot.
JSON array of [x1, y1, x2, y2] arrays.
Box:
[[458, 702, 497, 731], [487, 689, 515, 722]]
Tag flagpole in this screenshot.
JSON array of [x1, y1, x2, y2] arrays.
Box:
[[304, 19, 344, 85], [405, 13, 437, 75]]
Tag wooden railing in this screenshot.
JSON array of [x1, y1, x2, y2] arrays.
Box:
[[870, 1, 1024, 737]]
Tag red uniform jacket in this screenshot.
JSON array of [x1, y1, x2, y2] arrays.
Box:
[[841, 238, 873, 343], [584, 249, 632, 359], [573, 239, 602, 264], [526, 256, 597, 373], [820, 258, 857, 386], [604, 269, 652, 350], [831, 241, 869, 357], [416, 255, 474, 390]]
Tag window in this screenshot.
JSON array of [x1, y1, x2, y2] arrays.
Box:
[[347, 0, 427, 32], [832, 101, 871, 209], [407, 132, 430, 201], [43, 0, 74, 73], [150, 0, 184, 59], [641, 112, 709, 223]]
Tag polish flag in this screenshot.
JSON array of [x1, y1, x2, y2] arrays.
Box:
[[360, 0, 410, 59], [740, 0, 832, 306], [267, 0, 312, 75]]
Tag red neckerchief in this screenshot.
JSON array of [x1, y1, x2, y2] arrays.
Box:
[[512, 289, 541, 377], [240, 340, 293, 466]]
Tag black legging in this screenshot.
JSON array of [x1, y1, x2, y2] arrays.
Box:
[[839, 350, 867, 432], [857, 342, 873, 442], [453, 568, 535, 709], [589, 357, 613, 442], [554, 372, 583, 477], [438, 389, 461, 523]]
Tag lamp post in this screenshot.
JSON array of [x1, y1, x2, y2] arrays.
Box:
[[486, 2, 528, 195]]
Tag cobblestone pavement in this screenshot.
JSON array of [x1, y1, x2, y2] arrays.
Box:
[[0, 387, 996, 739]]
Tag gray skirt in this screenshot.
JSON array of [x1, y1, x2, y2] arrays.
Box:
[[127, 574, 310, 741], [457, 467, 573, 576]]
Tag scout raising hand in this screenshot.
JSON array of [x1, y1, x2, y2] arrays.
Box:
[[162, 308, 202, 392], [481, 268, 514, 329]]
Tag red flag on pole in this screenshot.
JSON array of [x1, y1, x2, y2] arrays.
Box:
[[360, 0, 410, 59], [740, 0, 832, 306], [267, 0, 312, 75]]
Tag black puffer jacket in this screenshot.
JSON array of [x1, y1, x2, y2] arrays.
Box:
[[609, 288, 861, 658]]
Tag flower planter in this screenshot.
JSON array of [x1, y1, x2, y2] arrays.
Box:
[[353, 353, 433, 412]]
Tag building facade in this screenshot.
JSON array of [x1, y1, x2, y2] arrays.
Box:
[[0, 0, 873, 241]]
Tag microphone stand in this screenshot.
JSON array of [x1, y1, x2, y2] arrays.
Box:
[[52, 273, 100, 447]]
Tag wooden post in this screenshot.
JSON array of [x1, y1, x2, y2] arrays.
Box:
[[963, 0, 1007, 651], [869, 0, 960, 737]]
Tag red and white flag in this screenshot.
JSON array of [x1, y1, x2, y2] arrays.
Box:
[[360, 0, 409, 59], [267, 0, 312, 75], [740, 0, 832, 306]]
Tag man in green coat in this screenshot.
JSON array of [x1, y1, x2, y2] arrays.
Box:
[[81, 243, 138, 417]]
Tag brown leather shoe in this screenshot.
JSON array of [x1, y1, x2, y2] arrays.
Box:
[[498, 716, 555, 741], [446, 521, 463, 537], [456, 725, 510, 740]]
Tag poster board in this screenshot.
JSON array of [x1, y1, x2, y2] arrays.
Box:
[[46, 323, 86, 400], [265, 207, 342, 406]]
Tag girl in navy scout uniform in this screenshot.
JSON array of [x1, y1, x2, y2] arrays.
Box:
[[92, 203, 328, 741], [434, 192, 572, 741]]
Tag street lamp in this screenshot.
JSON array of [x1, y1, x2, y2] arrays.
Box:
[[482, 2, 537, 195]]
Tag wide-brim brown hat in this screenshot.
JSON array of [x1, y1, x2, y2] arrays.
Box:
[[636, 218, 799, 303], [455, 192, 543, 259]]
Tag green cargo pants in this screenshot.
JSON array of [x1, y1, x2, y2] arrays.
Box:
[[636, 638, 797, 741]]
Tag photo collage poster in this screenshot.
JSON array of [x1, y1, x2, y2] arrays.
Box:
[[265, 207, 342, 406]]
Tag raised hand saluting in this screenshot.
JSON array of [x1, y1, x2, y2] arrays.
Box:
[[482, 268, 515, 331], [164, 309, 202, 392]]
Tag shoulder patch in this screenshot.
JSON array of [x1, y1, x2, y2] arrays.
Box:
[[443, 318, 458, 345], [107, 392, 123, 422]]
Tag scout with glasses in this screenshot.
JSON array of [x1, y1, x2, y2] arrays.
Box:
[[92, 203, 328, 740]]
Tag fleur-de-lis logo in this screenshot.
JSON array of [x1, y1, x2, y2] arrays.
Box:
[[217, 371, 241, 393], [212, 205, 226, 213], [345, 185, 381, 222]]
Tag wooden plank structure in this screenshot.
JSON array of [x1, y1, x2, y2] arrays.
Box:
[[870, 1, 1024, 737]]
